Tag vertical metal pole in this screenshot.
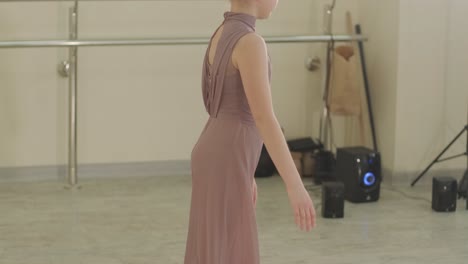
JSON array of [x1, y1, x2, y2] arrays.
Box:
[[68, 1, 78, 186], [319, 3, 334, 150], [356, 25, 378, 152]]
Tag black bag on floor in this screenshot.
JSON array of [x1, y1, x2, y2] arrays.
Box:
[[255, 145, 276, 177], [314, 150, 336, 184]]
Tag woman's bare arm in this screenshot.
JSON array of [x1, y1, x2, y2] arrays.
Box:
[[233, 33, 302, 190], [233, 33, 316, 231]]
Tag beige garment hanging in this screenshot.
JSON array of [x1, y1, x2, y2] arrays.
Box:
[[327, 44, 362, 116]]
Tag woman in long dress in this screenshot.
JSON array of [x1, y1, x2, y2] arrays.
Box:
[[184, 1, 316, 263]]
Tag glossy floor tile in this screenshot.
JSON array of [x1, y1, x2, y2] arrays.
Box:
[[0, 174, 467, 264]]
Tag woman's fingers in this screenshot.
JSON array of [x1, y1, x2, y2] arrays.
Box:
[[300, 207, 307, 231], [305, 206, 312, 232], [289, 187, 317, 232], [295, 208, 301, 229], [310, 205, 316, 228], [301, 203, 316, 232]]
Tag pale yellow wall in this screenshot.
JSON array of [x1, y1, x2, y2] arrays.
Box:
[[0, 2, 70, 168], [1, 0, 466, 183], [0, 0, 324, 167], [355, 0, 467, 183], [443, 0, 468, 172], [394, 0, 449, 180], [356, 0, 400, 178], [394, 0, 467, 182]]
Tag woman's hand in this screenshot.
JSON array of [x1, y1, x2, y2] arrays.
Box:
[[286, 182, 316, 232]]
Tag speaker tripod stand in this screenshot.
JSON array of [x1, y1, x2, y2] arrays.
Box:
[[411, 125, 468, 199]]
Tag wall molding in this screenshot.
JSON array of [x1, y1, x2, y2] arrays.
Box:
[[1, 161, 464, 188], [383, 167, 466, 186], [0, 160, 191, 183]]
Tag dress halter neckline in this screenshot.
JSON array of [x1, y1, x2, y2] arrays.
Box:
[[223, 11, 256, 30]]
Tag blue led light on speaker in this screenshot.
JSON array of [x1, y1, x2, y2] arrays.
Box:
[[363, 172, 376, 186]]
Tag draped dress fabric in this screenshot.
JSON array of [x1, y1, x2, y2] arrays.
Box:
[[184, 11, 271, 264]]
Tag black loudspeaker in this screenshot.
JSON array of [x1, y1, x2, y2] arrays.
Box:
[[432, 177, 457, 212], [255, 145, 275, 177], [335, 147, 381, 203], [322, 182, 344, 218]]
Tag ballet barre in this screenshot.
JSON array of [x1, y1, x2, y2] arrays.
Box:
[[0, 35, 366, 48]]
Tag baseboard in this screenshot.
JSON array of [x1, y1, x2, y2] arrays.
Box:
[[0, 160, 191, 183], [384, 167, 467, 186], [2, 160, 464, 187]]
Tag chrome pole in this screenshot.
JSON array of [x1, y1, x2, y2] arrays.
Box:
[[0, 35, 366, 48], [319, 1, 336, 150], [68, 1, 78, 186]]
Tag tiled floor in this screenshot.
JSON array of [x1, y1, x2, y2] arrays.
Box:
[[0, 174, 467, 264]]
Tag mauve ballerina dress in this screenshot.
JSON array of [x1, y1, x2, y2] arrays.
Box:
[[184, 12, 271, 264]]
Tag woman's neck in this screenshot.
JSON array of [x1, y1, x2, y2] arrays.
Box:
[[230, 2, 257, 18]]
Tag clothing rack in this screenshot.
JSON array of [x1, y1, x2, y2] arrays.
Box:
[[0, 0, 367, 187]]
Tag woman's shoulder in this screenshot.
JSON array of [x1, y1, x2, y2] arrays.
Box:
[[232, 33, 268, 69], [236, 33, 266, 55]]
